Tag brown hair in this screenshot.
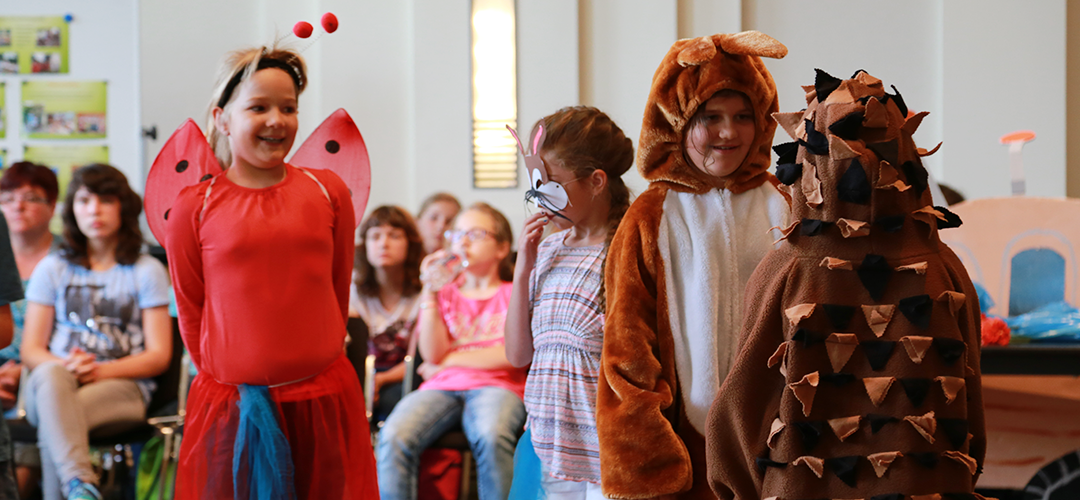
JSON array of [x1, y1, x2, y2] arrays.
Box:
[[1, 161, 59, 204], [355, 205, 425, 298], [531, 106, 634, 309], [60, 164, 144, 267], [460, 202, 514, 282], [206, 45, 307, 169], [418, 192, 461, 219]]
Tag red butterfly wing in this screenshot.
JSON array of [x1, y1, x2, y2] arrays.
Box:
[[289, 109, 371, 227], [144, 119, 222, 245]]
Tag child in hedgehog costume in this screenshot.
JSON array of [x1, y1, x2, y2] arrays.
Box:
[[706, 69, 988, 500], [597, 31, 789, 500]]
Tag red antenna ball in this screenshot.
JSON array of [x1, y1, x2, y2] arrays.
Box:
[[293, 21, 313, 38], [321, 12, 339, 33]]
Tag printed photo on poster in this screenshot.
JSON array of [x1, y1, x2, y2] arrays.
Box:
[[0, 81, 5, 139], [0, 16, 68, 74], [0, 149, 7, 169], [22, 81, 107, 139]]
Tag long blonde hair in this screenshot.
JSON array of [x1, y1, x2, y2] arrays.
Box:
[[205, 45, 307, 168]]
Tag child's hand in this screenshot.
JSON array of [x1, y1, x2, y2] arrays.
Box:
[[420, 250, 463, 291], [517, 213, 549, 267], [63, 348, 95, 373], [416, 361, 444, 380]]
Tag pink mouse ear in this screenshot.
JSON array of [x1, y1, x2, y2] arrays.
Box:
[[507, 125, 527, 156], [531, 124, 545, 156]]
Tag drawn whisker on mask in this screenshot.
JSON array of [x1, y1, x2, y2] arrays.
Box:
[[525, 189, 572, 222]]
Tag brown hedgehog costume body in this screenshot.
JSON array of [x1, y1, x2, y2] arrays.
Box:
[[597, 32, 789, 500], [706, 70, 987, 500]]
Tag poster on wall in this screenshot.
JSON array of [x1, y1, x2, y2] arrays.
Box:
[[0, 81, 5, 139], [0, 149, 6, 169], [22, 81, 107, 139], [24, 145, 108, 201], [0, 16, 69, 75]]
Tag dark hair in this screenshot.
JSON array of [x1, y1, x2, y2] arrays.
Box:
[[461, 202, 514, 282], [532, 106, 634, 309], [0, 161, 59, 204], [60, 164, 144, 267], [355, 206, 425, 298], [418, 192, 461, 219]]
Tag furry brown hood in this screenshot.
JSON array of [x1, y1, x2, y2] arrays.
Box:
[[638, 31, 787, 194]]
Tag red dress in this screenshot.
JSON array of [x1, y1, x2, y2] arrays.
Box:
[[166, 164, 377, 499]]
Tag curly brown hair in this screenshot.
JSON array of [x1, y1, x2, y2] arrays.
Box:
[[354, 206, 425, 298], [60, 164, 144, 267]]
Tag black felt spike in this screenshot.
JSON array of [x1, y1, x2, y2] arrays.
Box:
[[935, 206, 963, 229], [815, 69, 842, 102], [793, 421, 824, 452], [888, 85, 908, 116], [826, 456, 860, 487], [857, 96, 873, 105], [940, 419, 970, 449], [867, 414, 899, 434], [756, 456, 787, 473], [908, 452, 939, 469], [871, 495, 904, 500], [851, 69, 869, 79], [934, 338, 966, 366], [900, 161, 929, 196], [874, 215, 905, 233], [856, 254, 892, 301], [800, 219, 830, 237], [862, 341, 896, 371], [776, 163, 802, 185], [822, 304, 857, 330], [792, 328, 825, 347], [899, 295, 933, 330], [801, 119, 830, 155], [773, 142, 799, 165], [837, 158, 871, 205], [865, 140, 899, 167], [900, 378, 932, 407], [821, 372, 855, 387], [829, 112, 865, 141]]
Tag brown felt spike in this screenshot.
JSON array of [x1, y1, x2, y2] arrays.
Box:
[[902, 111, 931, 137], [877, 179, 912, 192], [820, 257, 853, 271], [837, 218, 870, 238], [824, 82, 855, 104], [826, 333, 859, 372], [912, 205, 946, 227], [867, 451, 902, 478], [827, 415, 862, 442], [901, 336, 935, 364], [793, 456, 825, 478], [829, 135, 860, 161], [773, 220, 801, 245], [938, 291, 967, 316], [855, 71, 883, 90], [768, 341, 789, 369], [773, 111, 805, 141], [905, 411, 937, 443], [786, 303, 816, 327], [789, 372, 820, 417], [944, 451, 979, 475], [935, 376, 966, 404], [877, 160, 899, 186], [896, 262, 928, 275], [802, 164, 824, 209], [862, 304, 896, 338], [918, 142, 943, 157], [768, 418, 785, 449], [864, 377, 895, 406], [863, 97, 889, 128]]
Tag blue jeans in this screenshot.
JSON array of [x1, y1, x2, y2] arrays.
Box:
[[376, 387, 526, 500]]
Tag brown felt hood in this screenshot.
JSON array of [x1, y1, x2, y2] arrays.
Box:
[[638, 31, 787, 194]]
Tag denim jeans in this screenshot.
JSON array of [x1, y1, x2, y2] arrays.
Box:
[[376, 387, 525, 500]]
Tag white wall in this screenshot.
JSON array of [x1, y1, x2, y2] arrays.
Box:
[[0, 0, 141, 188]]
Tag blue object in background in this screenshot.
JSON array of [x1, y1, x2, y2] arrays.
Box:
[[1009, 248, 1065, 316], [1006, 302, 1080, 343]]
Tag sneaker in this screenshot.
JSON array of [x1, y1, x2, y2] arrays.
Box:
[[65, 478, 103, 500]]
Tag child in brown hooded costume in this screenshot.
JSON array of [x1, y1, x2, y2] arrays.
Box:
[[706, 70, 987, 500], [597, 31, 789, 500]]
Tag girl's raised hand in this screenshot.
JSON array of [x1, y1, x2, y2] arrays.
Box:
[[420, 249, 463, 291], [517, 212, 549, 267]]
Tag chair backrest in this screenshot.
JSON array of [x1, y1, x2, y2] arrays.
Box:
[[345, 317, 370, 389], [939, 197, 1080, 317], [146, 317, 185, 416]]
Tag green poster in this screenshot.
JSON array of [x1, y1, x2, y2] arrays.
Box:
[[24, 145, 109, 201], [0, 16, 69, 74], [0, 82, 5, 139], [22, 80, 107, 139], [0, 149, 6, 169]]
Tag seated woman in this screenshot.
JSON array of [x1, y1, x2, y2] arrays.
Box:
[[416, 192, 461, 256], [21, 164, 171, 500], [350, 205, 425, 422]]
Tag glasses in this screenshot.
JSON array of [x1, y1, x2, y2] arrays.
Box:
[[0, 193, 49, 205], [444, 228, 496, 244]]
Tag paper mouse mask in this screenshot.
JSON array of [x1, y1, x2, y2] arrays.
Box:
[[508, 124, 572, 221]]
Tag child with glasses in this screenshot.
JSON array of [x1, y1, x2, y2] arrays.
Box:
[[376, 202, 526, 500]]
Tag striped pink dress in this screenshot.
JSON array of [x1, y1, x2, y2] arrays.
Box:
[[525, 230, 606, 483]]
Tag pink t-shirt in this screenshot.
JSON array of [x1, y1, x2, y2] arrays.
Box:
[[418, 281, 527, 398]]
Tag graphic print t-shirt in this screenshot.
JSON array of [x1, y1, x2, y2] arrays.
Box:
[[26, 254, 170, 402]]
